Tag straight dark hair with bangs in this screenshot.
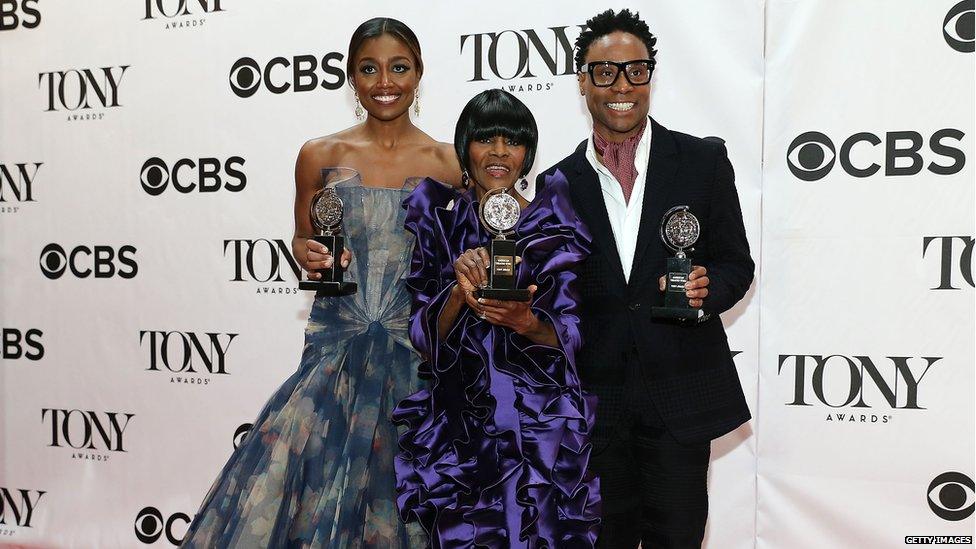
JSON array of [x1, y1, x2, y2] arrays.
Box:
[[454, 89, 538, 178]]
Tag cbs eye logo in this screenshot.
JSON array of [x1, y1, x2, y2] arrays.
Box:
[[134, 506, 191, 545], [944, 0, 975, 53], [233, 422, 252, 449], [39, 243, 138, 279], [228, 54, 345, 98], [927, 471, 975, 521], [786, 132, 835, 181], [786, 129, 966, 181], [228, 57, 261, 97], [140, 156, 246, 196], [39, 243, 67, 278]]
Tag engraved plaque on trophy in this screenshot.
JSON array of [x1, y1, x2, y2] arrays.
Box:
[[651, 205, 702, 320], [298, 168, 358, 296], [475, 187, 530, 301]]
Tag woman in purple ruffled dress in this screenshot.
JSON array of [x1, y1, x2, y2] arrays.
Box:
[[393, 89, 601, 547]]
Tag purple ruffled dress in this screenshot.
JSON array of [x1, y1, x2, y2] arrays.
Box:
[[393, 172, 601, 548]]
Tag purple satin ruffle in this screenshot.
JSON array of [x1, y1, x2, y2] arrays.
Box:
[[393, 172, 601, 548]]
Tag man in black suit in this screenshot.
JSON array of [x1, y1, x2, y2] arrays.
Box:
[[535, 9, 754, 548]]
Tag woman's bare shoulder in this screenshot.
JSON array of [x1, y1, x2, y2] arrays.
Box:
[[413, 138, 462, 186], [298, 127, 362, 166]]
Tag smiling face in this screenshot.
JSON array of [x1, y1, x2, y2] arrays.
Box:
[[351, 34, 420, 121], [467, 136, 526, 192], [578, 31, 652, 142]]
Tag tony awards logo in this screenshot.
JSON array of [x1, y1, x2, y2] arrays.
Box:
[[0, 162, 41, 214], [652, 206, 701, 320], [0, 488, 45, 530], [476, 188, 529, 301], [459, 25, 585, 93], [38, 65, 129, 121], [142, 0, 225, 29]]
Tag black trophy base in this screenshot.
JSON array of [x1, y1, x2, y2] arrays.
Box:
[[476, 238, 528, 301], [475, 287, 531, 301], [651, 255, 698, 320], [650, 306, 703, 320], [299, 280, 358, 296], [300, 234, 356, 297]]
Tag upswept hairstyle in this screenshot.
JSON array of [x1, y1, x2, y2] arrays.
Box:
[[454, 89, 538, 178], [574, 9, 658, 71], [346, 17, 424, 80]]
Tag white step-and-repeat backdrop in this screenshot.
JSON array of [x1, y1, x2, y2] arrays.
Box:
[[0, 1, 972, 547]]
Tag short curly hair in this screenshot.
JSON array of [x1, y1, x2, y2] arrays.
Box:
[[574, 9, 658, 72]]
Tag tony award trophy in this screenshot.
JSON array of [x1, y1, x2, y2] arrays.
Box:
[[298, 168, 357, 296], [651, 205, 702, 320], [475, 188, 530, 301]]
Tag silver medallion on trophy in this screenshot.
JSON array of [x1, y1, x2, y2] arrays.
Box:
[[651, 205, 702, 320], [475, 187, 530, 301], [298, 168, 358, 296]]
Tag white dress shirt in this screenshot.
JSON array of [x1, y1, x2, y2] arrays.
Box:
[[585, 124, 653, 283]]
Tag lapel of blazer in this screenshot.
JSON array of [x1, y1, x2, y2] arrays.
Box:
[[631, 117, 680, 292], [565, 140, 628, 290]]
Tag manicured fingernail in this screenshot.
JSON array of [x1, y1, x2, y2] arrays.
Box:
[[341, 260, 349, 267]]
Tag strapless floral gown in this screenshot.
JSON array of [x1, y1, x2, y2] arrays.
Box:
[[182, 176, 425, 548]]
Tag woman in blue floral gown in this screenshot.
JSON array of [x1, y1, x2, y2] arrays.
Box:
[[181, 18, 459, 548]]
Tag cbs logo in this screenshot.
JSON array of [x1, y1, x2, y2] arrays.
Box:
[[140, 157, 245, 196], [2, 327, 43, 360], [39, 243, 137, 280], [229, 54, 345, 98], [944, 0, 974, 53], [786, 129, 965, 181], [0, 0, 40, 31], [134, 506, 191, 545], [928, 472, 975, 521], [233, 423, 252, 449]]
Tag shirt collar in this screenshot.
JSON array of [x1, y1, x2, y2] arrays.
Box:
[[586, 118, 653, 177]]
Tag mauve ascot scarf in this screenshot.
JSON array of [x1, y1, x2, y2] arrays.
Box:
[[592, 118, 648, 204]]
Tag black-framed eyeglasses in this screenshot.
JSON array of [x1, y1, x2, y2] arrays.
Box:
[[580, 59, 655, 87]]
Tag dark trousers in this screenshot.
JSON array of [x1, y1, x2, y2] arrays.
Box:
[[591, 393, 711, 549]]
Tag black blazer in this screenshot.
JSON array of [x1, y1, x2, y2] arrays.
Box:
[[536, 117, 753, 445]]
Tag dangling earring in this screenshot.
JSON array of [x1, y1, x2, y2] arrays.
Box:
[[354, 94, 365, 120], [413, 89, 420, 116], [460, 171, 470, 189], [518, 178, 528, 191]]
